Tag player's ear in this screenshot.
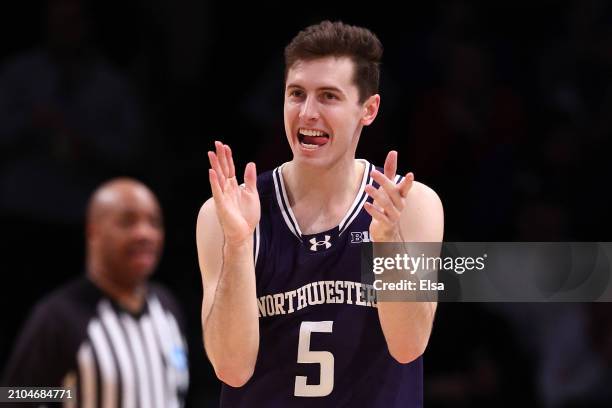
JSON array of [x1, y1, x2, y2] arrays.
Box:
[[361, 94, 380, 126]]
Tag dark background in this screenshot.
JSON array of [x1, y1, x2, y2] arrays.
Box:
[[1, 0, 611, 406]]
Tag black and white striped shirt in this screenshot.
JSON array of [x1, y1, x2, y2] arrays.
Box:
[[3, 277, 189, 407]]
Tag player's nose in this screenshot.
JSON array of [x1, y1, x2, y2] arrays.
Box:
[[299, 96, 319, 121]]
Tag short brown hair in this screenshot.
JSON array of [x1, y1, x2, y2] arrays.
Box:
[[284, 21, 383, 103]]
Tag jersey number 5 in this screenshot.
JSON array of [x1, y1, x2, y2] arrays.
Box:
[[294, 321, 334, 397]]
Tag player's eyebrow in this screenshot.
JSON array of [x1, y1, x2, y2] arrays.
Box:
[[318, 86, 344, 95], [286, 83, 345, 96], [285, 83, 302, 91]]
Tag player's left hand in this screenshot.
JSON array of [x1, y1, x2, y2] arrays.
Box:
[[364, 151, 414, 242]]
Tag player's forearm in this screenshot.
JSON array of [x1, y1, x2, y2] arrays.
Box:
[[204, 241, 259, 387], [372, 235, 439, 364], [377, 301, 437, 364]]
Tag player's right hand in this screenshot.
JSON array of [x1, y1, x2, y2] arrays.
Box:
[[208, 141, 260, 246]]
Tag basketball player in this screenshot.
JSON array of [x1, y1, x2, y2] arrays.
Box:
[[197, 21, 443, 406], [3, 178, 189, 407]]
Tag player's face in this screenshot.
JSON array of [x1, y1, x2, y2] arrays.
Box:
[[284, 56, 380, 168], [94, 188, 164, 287]]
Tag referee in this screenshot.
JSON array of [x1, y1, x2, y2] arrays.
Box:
[[2, 178, 189, 407]]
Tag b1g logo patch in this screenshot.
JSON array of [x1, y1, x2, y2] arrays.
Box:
[[350, 231, 371, 243], [309, 235, 332, 252]]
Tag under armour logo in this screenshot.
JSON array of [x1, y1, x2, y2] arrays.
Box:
[[309, 235, 332, 251]]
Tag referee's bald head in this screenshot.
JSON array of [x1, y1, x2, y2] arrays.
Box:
[[86, 178, 164, 286], [86, 178, 159, 224]]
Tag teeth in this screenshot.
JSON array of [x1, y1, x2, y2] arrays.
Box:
[[300, 142, 319, 149], [299, 128, 327, 137]]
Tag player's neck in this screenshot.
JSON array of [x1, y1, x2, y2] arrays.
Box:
[[87, 265, 147, 313], [284, 157, 361, 199], [282, 158, 364, 233]]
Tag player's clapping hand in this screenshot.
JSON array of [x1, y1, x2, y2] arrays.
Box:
[[208, 141, 260, 246], [364, 151, 414, 242]]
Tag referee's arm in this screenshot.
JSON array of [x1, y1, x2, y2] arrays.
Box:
[[2, 301, 70, 388]]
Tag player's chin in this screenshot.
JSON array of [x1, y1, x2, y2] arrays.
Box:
[[292, 151, 332, 167]]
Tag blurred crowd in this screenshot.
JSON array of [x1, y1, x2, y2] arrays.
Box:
[[1, 0, 611, 406]]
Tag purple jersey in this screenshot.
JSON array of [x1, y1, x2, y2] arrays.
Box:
[[220, 160, 423, 407]]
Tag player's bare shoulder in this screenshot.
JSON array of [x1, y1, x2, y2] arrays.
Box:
[[405, 181, 443, 211], [196, 198, 224, 275], [196, 198, 222, 239], [401, 180, 444, 241], [197, 197, 216, 225]]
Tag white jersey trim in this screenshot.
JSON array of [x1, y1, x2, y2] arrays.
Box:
[[338, 159, 373, 233], [254, 223, 261, 265], [273, 160, 373, 238], [273, 166, 302, 239]]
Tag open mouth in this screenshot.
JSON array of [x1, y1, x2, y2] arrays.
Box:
[[297, 128, 330, 149]]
